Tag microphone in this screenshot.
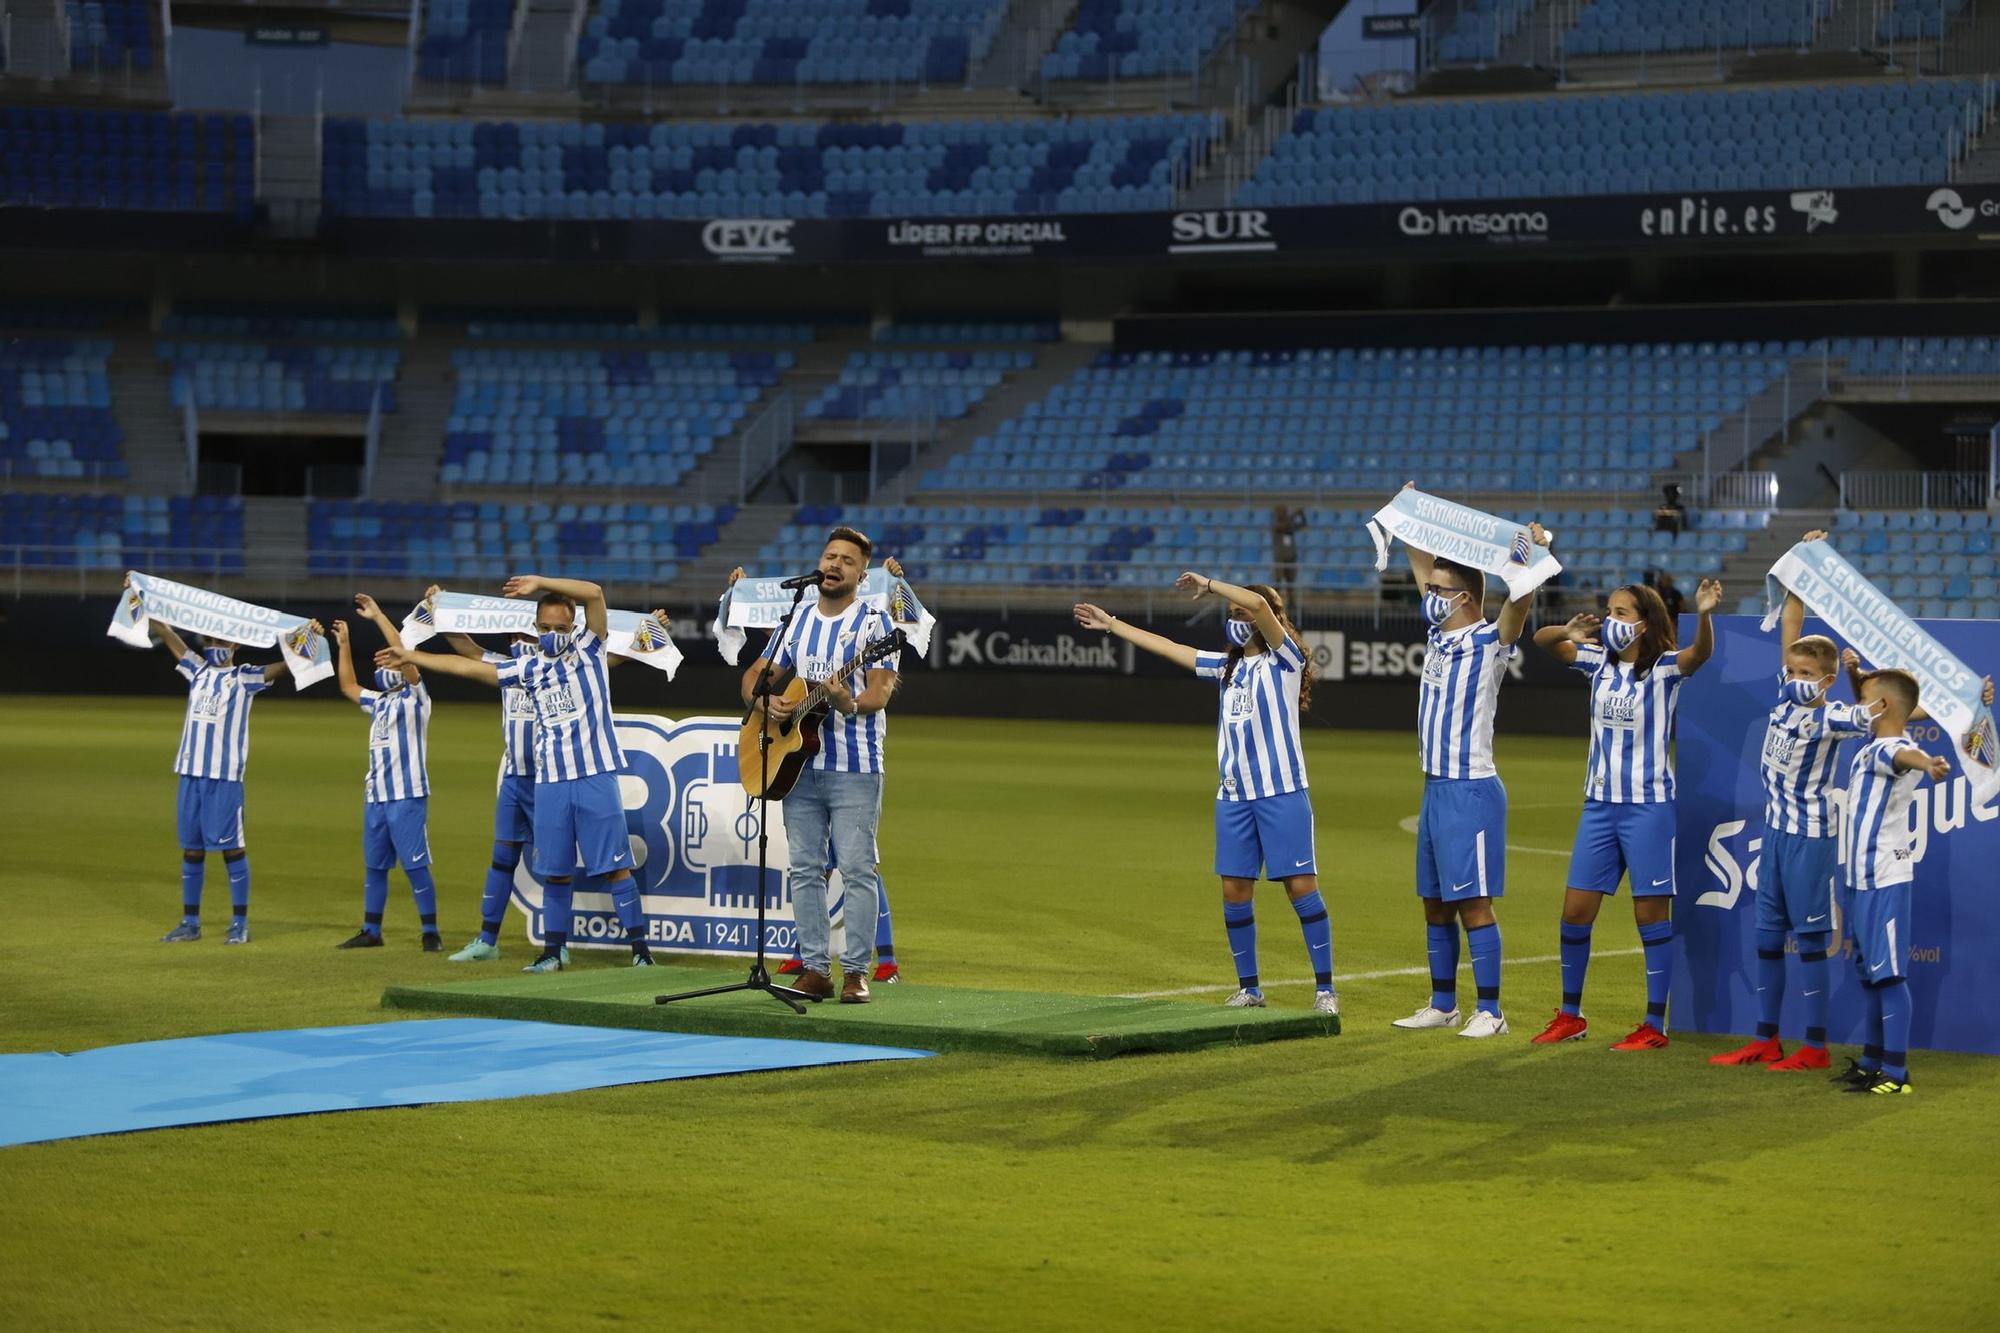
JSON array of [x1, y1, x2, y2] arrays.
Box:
[[779, 570, 827, 590]]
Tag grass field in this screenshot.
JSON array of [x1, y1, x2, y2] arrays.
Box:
[[5, 695, 1999, 1331]]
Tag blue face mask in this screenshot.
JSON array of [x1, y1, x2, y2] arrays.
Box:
[[1602, 616, 1640, 654], [1422, 590, 1466, 627], [202, 646, 233, 667], [539, 630, 572, 658], [1225, 619, 1255, 648], [1779, 672, 1830, 706]]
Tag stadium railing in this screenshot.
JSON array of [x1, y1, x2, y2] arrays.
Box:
[[1839, 469, 1997, 511]]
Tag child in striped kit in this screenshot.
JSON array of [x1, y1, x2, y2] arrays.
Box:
[[332, 594, 442, 951], [1831, 665, 1991, 1096], [1075, 573, 1335, 1016], [1713, 540, 1874, 1071], [1531, 576, 1721, 1049]]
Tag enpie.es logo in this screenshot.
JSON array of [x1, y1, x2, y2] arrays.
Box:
[[1789, 190, 1837, 232], [1927, 188, 1977, 230]]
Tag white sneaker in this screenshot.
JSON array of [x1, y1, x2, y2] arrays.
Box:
[[1458, 1010, 1510, 1039], [1224, 988, 1267, 1008], [1312, 990, 1339, 1016], [1390, 1004, 1462, 1030]]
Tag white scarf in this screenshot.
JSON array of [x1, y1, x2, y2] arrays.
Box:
[[1367, 487, 1563, 601], [108, 571, 332, 690]]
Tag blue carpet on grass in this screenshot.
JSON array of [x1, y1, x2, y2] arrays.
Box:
[[0, 1018, 932, 1147]]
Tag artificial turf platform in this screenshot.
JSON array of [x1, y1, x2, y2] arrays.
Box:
[[381, 963, 1339, 1058]]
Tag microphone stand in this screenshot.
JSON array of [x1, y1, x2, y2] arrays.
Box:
[[658, 579, 817, 1013]]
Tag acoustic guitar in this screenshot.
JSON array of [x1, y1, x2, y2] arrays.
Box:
[[739, 630, 906, 800]]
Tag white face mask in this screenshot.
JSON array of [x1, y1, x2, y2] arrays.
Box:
[[1602, 616, 1640, 654], [1778, 671, 1832, 706], [1225, 619, 1255, 648], [1422, 589, 1466, 627]]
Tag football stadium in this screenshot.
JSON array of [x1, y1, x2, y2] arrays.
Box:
[[5, 1, 2000, 1328]]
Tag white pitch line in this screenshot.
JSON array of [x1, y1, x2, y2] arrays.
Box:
[[1118, 947, 1645, 999], [1396, 813, 1569, 857]]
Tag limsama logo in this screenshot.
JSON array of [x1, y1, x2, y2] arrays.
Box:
[[1397, 206, 1549, 239], [1789, 190, 1837, 232], [1927, 188, 1977, 230], [701, 218, 795, 259], [1696, 819, 1762, 911]]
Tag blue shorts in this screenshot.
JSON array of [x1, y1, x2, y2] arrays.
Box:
[[1215, 790, 1316, 881], [1416, 775, 1507, 901], [364, 797, 432, 872], [1566, 799, 1677, 896], [1847, 882, 1912, 983], [495, 773, 535, 843], [533, 772, 630, 879], [176, 776, 245, 851], [1756, 827, 1838, 934]]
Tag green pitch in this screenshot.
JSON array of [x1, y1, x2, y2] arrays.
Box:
[[4, 696, 1999, 1331]]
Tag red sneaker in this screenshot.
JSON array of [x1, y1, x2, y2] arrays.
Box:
[[872, 961, 900, 984], [1610, 1023, 1670, 1051], [1769, 1045, 1831, 1072], [1530, 1010, 1589, 1044], [775, 958, 804, 975], [1709, 1037, 1783, 1066]]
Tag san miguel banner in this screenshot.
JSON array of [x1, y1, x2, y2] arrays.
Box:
[[510, 714, 850, 958], [294, 183, 2000, 268], [1672, 615, 2000, 1056]]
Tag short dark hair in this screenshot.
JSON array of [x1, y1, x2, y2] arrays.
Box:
[[1431, 557, 1486, 605], [827, 525, 873, 558], [1860, 668, 1920, 715], [537, 592, 577, 617]]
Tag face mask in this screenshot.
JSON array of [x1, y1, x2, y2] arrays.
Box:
[[375, 668, 405, 693], [202, 647, 233, 667], [539, 630, 572, 658], [1602, 617, 1640, 654], [1778, 672, 1831, 706], [1860, 697, 1889, 722], [1422, 590, 1466, 627], [1225, 619, 1255, 648]]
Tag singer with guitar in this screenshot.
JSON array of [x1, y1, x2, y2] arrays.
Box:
[[734, 526, 901, 1004]]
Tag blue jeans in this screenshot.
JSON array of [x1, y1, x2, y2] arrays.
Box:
[[783, 768, 882, 979]]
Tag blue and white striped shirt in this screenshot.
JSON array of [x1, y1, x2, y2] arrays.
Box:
[[483, 641, 540, 778], [768, 601, 900, 775], [1571, 642, 1685, 804], [1419, 620, 1517, 780], [1845, 734, 1925, 892], [1193, 635, 1309, 802], [493, 626, 625, 783], [173, 654, 273, 781], [1760, 700, 1870, 837], [357, 668, 432, 803]]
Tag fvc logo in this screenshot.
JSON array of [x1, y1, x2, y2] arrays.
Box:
[[1927, 188, 1978, 230], [701, 218, 796, 259]]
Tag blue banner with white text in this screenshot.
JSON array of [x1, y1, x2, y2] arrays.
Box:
[[1672, 615, 2000, 1055]]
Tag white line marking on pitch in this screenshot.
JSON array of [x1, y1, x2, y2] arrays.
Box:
[[1119, 948, 1646, 999], [1396, 813, 1569, 857]]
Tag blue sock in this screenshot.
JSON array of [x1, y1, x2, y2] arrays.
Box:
[[1223, 899, 1259, 991], [605, 873, 648, 950], [363, 867, 388, 935], [1797, 931, 1832, 1049], [1860, 977, 1884, 1072], [874, 874, 895, 963], [223, 854, 250, 925], [1559, 923, 1592, 1016], [479, 841, 521, 945], [542, 877, 574, 955], [407, 865, 439, 936], [1878, 978, 1911, 1081], [1639, 919, 1673, 1031], [1753, 927, 1786, 1039], [180, 854, 205, 925], [1291, 891, 1333, 991], [1425, 922, 1459, 1011], [1466, 921, 1502, 1017]]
